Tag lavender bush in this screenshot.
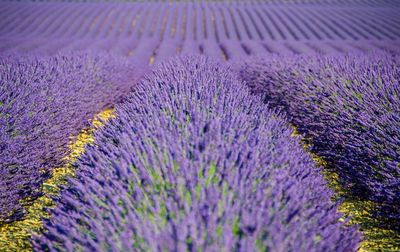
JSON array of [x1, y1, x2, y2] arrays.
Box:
[[0, 52, 138, 223], [237, 52, 400, 230], [34, 56, 360, 251]]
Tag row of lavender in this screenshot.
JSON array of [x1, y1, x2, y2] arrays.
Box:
[[3, 36, 400, 64], [1, 3, 399, 62], [33, 56, 361, 251], [32, 51, 400, 250], [3, 37, 399, 64], [0, 53, 141, 223], [0, 1, 399, 250], [237, 52, 400, 236], [1, 48, 399, 251], [2, 3, 399, 41], [3, 0, 400, 6]]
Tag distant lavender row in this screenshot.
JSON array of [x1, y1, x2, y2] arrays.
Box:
[[34, 56, 360, 251], [2, 3, 398, 41], [0, 52, 139, 223], [2, 36, 399, 63], [237, 52, 400, 230], [1, 2, 399, 60], [1, 2, 399, 42], [4, 0, 400, 5]]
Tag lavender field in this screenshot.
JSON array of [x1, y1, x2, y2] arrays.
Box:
[[0, 0, 399, 251]]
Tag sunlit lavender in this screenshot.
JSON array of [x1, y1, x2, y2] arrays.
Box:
[[0, 1, 399, 251]]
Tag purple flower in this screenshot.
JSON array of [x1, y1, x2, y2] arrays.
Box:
[[34, 56, 360, 251], [0, 52, 139, 222], [237, 52, 400, 231]]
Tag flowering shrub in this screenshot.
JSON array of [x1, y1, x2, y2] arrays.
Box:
[[0, 52, 138, 222], [34, 56, 360, 251], [237, 52, 400, 230]]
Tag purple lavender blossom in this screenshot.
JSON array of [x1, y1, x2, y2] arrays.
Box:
[[34, 56, 360, 251], [237, 52, 400, 230], [0, 52, 139, 222]]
